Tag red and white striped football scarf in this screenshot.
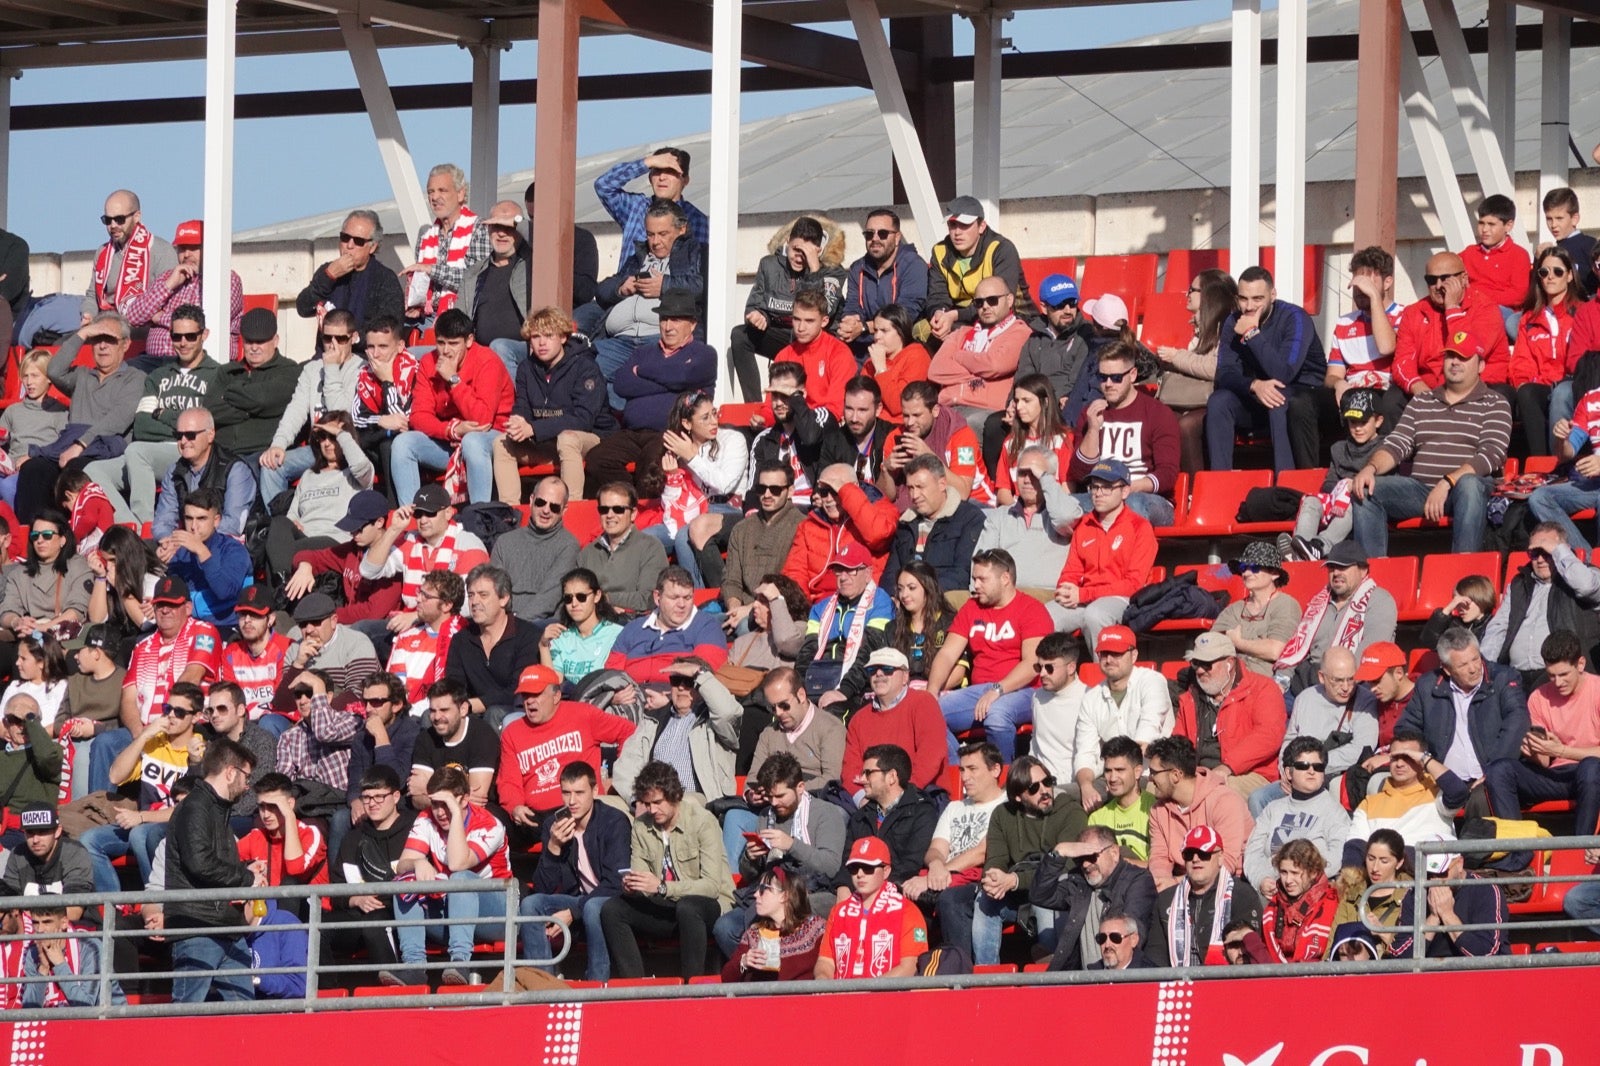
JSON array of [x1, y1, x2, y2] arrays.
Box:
[[92, 223, 154, 311], [400, 525, 464, 607], [414, 209, 478, 316]]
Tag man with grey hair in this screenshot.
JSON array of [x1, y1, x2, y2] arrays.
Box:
[[401, 163, 489, 324], [1030, 823, 1157, 971], [83, 188, 177, 324], [458, 200, 534, 377], [1481, 521, 1600, 691], [1396, 626, 1530, 809], [882, 452, 986, 592], [445, 563, 542, 729], [151, 407, 256, 540], [974, 444, 1082, 589], [490, 477, 579, 623], [1086, 909, 1158, 971], [14, 312, 146, 522], [294, 208, 404, 339]]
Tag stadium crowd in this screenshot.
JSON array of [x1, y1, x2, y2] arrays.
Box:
[[0, 156, 1597, 1003]]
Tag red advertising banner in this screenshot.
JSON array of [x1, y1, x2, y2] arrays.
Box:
[[0, 966, 1586, 1065]]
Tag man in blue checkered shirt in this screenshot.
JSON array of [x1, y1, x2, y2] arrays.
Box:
[[594, 148, 710, 271]]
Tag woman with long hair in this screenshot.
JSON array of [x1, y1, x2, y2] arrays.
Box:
[[86, 525, 162, 663], [861, 303, 931, 420], [1158, 268, 1238, 472], [885, 562, 960, 686], [1, 632, 69, 727], [540, 568, 626, 690], [266, 411, 376, 578], [1257, 838, 1339, 963], [641, 390, 748, 587], [0, 510, 91, 669], [720, 865, 826, 982], [994, 374, 1072, 505], [1331, 828, 1414, 958], [1513, 245, 1588, 455]]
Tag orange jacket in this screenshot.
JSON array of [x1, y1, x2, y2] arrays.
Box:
[[1056, 504, 1155, 602], [782, 482, 898, 599], [237, 819, 330, 899], [1174, 661, 1287, 783]]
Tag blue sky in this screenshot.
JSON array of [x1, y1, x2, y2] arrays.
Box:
[[11, 1, 1232, 255]]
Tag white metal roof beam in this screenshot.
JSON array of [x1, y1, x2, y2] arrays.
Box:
[[272, 0, 491, 43], [1521, 1, 1600, 21]]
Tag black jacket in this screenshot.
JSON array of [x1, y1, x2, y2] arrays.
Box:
[[1029, 854, 1158, 970], [748, 402, 850, 490], [883, 496, 987, 593], [1086, 954, 1161, 971], [1396, 663, 1530, 778], [835, 786, 938, 890], [166, 780, 256, 929], [333, 809, 418, 901], [513, 346, 618, 439], [1497, 566, 1600, 672], [1145, 877, 1263, 966], [530, 801, 632, 899], [294, 261, 405, 336], [445, 615, 544, 711], [1017, 319, 1092, 416], [596, 238, 708, 313]]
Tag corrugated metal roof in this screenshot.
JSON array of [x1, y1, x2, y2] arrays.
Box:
[[239, 0, 1589, 242]]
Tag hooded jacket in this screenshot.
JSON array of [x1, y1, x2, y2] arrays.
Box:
[[1147, 768, 1255, 890], [512, 344, 618, 439], [1395, 663, 1530, 781], [744, 216, 849, 326], [1174, 661, 1287, 782], [783, 481, 899, 599], [842, 239, 928, 323], [1030, 855, 1158, 971], [884, 486, 987, 593], [836, 784, 939, 889]]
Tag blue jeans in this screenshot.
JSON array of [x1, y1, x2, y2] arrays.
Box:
[[1206, 387, 1296, 472], [942, 883, 1057, 966], [170, 929, 254, 1003], [459, 430, 501, 504], [1247, 779, 1289, 819], [721, 808, 759, 871], [87, 729, 133, 796], [488, 337, 528, 379], [938, 685, 1035, 762], [394, 869, 512, 964], [712, 903, 756, 958], [258, 445, 316, 505], [1564, 875, 1600, 937], [573, 301, 606, 339], [81, 821, 167, 894], [1551, 379, 1577, 430], [390, 431, 453, 508], [1528, 480, 1600, 552], [519, 891, 612, 981], [1351, 473, 1490, 556], [256, 713, 295, 739], [1070, 491, 1175, 527], [1485, 756, 1600, 838]]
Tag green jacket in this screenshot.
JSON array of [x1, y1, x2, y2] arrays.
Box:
[[209, 350, 301, 456], [983, 793, 1089, 891], [0, 718, 63, 816], [628, 798, 735, 914]]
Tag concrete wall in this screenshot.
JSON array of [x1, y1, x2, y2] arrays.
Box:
[[29, 167, 1595, 361]]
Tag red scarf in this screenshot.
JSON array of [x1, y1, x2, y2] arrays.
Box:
[[71, 481, 112, 552], [1263, 875, 1336, 962], [829, 881, 911, 977], [412, 209, 478, 316], [355, 353, 419, 423], [92, 223, 155, 311], [400, 525, 463, 607], [662, 467, 709, 536]]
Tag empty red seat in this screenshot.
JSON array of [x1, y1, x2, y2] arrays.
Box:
[[1409, 551, 1501, 621], [1276, 467, 1327, 495], [354, 984, 428, 998], [1259, 245, 1326, 316], [973, 963, 1019, 974], [692, 589, 721, 607], [1021, 256, 1079, 301], [562, 498, 602, 547], [687, 975, 722, 984], [1280, 560, 1327, 608], [1160, 660, 1187, 682], [1080, 254, 1159, 302], [1163, 249, 1229, 289], [1079, 661, 1105, 686], [1365, 555, 1420, 617], [1135, 291, 1193, 351], [608, 976, 685, 987], [1172, 469, 1271, 537], [719, 402, 764, 427]]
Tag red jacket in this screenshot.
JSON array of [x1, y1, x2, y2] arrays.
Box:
[[238, 819, 329, 900], [1056, 504, 1155, 603], [291, 540, 403, 625], [1459, 238, 1532, 309], [772, 332, 857, 419], [1568, 299, 1600, 372], [411, 343, 513, 441], [1511, 301, 1579, 387], [1173, 660, 1286, 782], [1392, 290, 1510, 392], [782, 482, 898, 599]]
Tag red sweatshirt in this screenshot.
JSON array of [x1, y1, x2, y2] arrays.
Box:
[[772, 332, 857, 419], [496, 701, 637, 811], [411, 343, 514, 441], [1057, 504, 1156, 603], [1391, 290, 1510, 392], [238, 820, 329, 904], [841, 689, 948, 789], [1459, 238, 1532, 308], [1068, 391, 1182, 497], [1511, 301, 1578, 388], [291, 541, 403, 625], [782, 482, 899, 599], [1567, 299, 1600, 372]]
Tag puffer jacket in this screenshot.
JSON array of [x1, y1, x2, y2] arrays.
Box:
[[782, 481, 898, 599], [744, 215, 849, 326]]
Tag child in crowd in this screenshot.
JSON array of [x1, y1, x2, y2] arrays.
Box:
[[1460, 193, 1533, 342], [1544, 186, 1598, 294], [1281, 388, 1384, 562]]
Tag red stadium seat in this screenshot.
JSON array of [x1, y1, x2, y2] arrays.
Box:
[[719, 402, 764, 427], [562, 498, 603, 547], [1365, 556, 1420, 617], [1535, 941, 1600, 953], [688, 975, 722, 984], [1163, 249, 1228, 288], [693, 589, 721, 608], [1259, 245, 1326, 316], [1135, 291, 1192, 351], [1408, 647, 1438, 676], [1522, 455, 1560, 476], [1021, 257, 1079, 301], [1080, 254, 1159, 302], [1176, 562, 1244, 602], [1022, 961, 1049, 972], [1276, 467, 1328, 495], [1171, 469, 1270, 537], [354, 984, 428, 998], [1078, 662, 1105, 686], [1160, 661, 1187, 682], [1280, 560, 1327, 608], [1407, 551, 1501, 622], [973, 963, 1019, 974]]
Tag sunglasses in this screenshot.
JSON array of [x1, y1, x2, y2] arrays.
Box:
[[532, 498, 564, 513], [812, 486, 838, 500], [86, 335, 119, 346], [2, 716, 26, 728], [1236, 563, 1268, 574], [863, 665, 901, 677], [862, 228, 897, 240], [597, 504, 633, 516], [668, 676, 697, 689], [1025, 775, 1057, 796], [1096, 368, 1133, 383], [28, 530, 58, 541], [562, 591, 592, 605], [175, 430, 204, 441], [753, 881, 781, 896], [972, 294, 1007, 308], [100, 213, 132, 226], [412, 509, 440, 519], [1045, 299, 1078, 311], [771, 699, 796, 713], [321, 332, 352, 344], [337, 231, 372, 247], [1192, 658, 1228, 672], [1181, 848, 1216, 862], [1539, 266, 1569, 279], [756, 483, 789, 497], [1290, 760, 1327, 772], [163, 704, 195, 718], [290, 686, 315, 700], [170, 330, 202, 343], [1094, 931, 1131, 945], [1423, 270, 1466, 286], [362, 696, 393, 708], [1033, 661, 1063, 675]]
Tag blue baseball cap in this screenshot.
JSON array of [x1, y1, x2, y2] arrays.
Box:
[[1087, 458, 1131, 485], [1038, 274, 1079, 309]]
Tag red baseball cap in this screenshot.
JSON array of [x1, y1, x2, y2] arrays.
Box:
[[515, 664, 562, 696], [1441, 328, 1487, 362], [1354, 641, 1407, 682], [844, 836, 891, 869], [173, 219, 204, 246], [1183, 826, 1224, 855], [826, 542, 871, 571], [1096, 625, 1136, 655]]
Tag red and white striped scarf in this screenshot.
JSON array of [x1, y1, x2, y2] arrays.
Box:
[[71, 481, 111, 554], [661, 467, 708, 537], [36, 936, 83, 1008], [355, 353, 419, 426], [1275, 576, 1378, 674], [414, 209, 478, 316], [54, 718, 91, 805], [400, 525, 463, 607], [0, 933, 24, 1009], [92, 224, 155, 311]]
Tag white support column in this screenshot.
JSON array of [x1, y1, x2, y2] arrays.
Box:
[[846, 0, 943, 250], [1486, 0, 1516, 177], [1421, 0, 1518, 213], [340, 12, 429, 260], [707, 0, 742, 401], [1400, 14, 1474, 252], [1229, 0, 1261, 271], [469, 44, 502, 217], [201, 0, 237, 350], [0, 70, 16, 231], [1274, 0, 1307, 306], [969, 10, 1002, 226], [1540, 12, 1572, 208]]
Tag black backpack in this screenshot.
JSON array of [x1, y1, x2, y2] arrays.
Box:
[[455, 501, 520, 551]]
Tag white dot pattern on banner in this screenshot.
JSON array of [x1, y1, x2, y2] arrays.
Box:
[[542, 1004, 583, 1066], [9, 1021, 47, 1066], [1149, 981, 1193, 1066]]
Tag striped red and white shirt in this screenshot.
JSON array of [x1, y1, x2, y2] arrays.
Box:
[[387, 615, 465, 714], [124, 618, 221, 724], [220, 633, 292, 720], [1330, 302, 1403, 389], [363, 524, 489, 609], [404, 803, 512, 880]]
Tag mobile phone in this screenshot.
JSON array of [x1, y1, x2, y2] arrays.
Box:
[[635, 271, 652, 280], [1529, 726, 1550, 737], [742, 832, 769, 847]]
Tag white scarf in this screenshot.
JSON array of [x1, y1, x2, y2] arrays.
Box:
[[768, 787, 814, 847], [1276, 575, 1378, 674], [813, 582, 877, 677], [1168, 869, 1233, 967]]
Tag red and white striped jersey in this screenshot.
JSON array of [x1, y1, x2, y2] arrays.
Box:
[[219, 634, 292, 720], [404, 803, 512, 880], [124, 618, 221, 724]]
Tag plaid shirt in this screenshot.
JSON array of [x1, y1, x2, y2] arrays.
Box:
[[274, 694, 361, 792], [594, 159, 710, 271]]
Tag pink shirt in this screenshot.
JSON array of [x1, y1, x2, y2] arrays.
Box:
[[1529, 672, 1600, 767]]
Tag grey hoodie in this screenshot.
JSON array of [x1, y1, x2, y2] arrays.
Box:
[[1243, 788, 1352, 886]]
